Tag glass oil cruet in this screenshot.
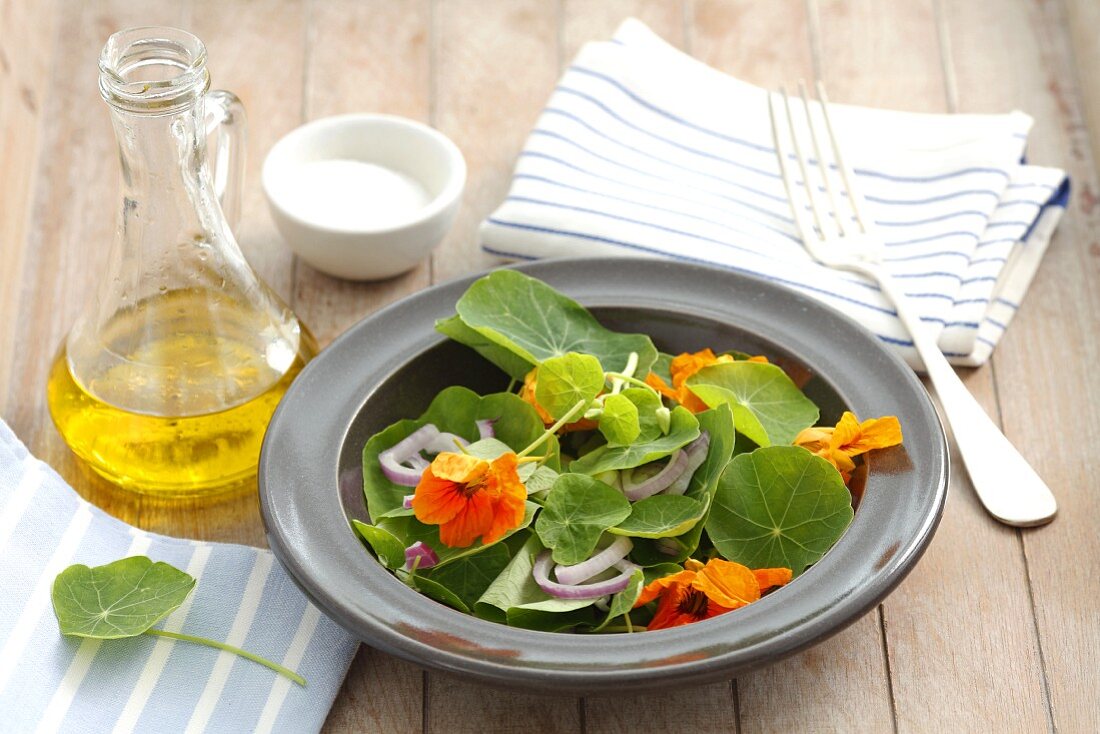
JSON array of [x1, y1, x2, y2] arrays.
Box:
[[47, 27, 316, 497]]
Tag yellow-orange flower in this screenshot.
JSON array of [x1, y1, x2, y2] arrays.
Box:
[[411, 451, 526, 548], [645, 349, 738, 412], [795, 411, 903, 481], [520, 368, 598, 432], [634, 558, 792, 630]]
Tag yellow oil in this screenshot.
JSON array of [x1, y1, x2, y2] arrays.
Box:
[[47, 290, 317, 497]]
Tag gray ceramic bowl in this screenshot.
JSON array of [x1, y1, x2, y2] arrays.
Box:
[[259, 257, 948, 694]]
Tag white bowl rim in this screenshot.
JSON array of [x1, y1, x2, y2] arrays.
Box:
[[261, 112, 467, 236]]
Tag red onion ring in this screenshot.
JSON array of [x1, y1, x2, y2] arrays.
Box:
[[476, 418, 497, 439], [533, 551, 638, 600], [404, 541, 439, 570], [402, 494, 415, 510], [622, 450, 688, 501], [379, 452, 425, 486], [662, 432, 711, 496], [424, 431, 469, 454], [554, 537, 633, 585], [378, 423, 469, 487]]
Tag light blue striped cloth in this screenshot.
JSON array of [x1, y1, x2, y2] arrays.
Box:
[[481, 19, 1070, 368], [0, 419, 359, 734]]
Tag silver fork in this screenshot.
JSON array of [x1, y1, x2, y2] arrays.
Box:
[[768, 81, 1057, 527]]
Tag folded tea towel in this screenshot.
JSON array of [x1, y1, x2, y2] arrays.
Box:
[[480, 19, 1069, 368], [0, 419, 359, 734]]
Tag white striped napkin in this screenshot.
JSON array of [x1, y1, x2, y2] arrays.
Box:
[[0, 419, 359, 734], [480, 19, 1069, 368]]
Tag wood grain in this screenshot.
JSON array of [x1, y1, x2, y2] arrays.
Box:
[[944, 0, 1100, 731]]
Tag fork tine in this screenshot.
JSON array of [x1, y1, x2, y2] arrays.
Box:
[[767, 89, 817, 245], [815, 80, 871, 235], [778, 86, 831, 241], [798, 80, 846, 237]]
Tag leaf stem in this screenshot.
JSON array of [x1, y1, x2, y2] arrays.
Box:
[[605, 372, 660, 397], [611, 352, 639, 395], [517, 399, 587, 458], [145, 629, 306, 686]]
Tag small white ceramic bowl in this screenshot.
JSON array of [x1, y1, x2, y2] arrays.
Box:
[[262, 114, 466, 280]]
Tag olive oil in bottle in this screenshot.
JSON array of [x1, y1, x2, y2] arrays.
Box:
[[47, 290, 316, 497]]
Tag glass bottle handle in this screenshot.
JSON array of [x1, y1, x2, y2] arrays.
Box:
[[204, 90, 247, 232]]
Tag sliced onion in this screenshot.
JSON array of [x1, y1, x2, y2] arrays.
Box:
[[554, 537, 634, 585], [476, 418, 497, 439], [402, 494, 415, 510], [404, 541, 439, 570], [379, 452, 425, 486], [424, 431, 469, 454], [533, 551, 638, 600], [622, 450, 688, 501], [406, 455, 429, 471], [663, 432, 711, 496]]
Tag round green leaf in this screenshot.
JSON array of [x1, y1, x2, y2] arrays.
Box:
[[52, 557, 195, 639], [569, 407, 700, 475], [599, 393, 641, 446], [535, 352, 605, 420], [706, 446, 854, 576], [535, 474, 632, 565]]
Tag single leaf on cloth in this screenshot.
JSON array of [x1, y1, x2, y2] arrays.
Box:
[[454, 269, 657, 374], [351, 519, 406, 570], [379, 502, 537, 568], [686, 362, 819, 447], [534, 352, 605, 420], [534, 474, 632, 565], [421, 543, 512, 610], [599, 393, 641, 446], [52, 557, 194, 638], [706, 446, 854, 577], [435, 314, 534, 379], [568, 407, 699, 475], [609, 495, 706, 539], [363, 387, 556, 518]]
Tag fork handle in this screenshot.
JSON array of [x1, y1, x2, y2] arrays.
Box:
[[872, 268, 1057, 527]]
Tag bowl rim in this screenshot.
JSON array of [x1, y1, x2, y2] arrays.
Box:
[[260, 112, 467, 236], [259, 257, 948, 694]]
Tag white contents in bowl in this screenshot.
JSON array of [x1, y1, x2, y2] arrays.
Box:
[[281, 159, 431, 230]]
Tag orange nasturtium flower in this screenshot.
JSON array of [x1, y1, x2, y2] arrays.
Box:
[[646, 349, 749, 413], [520, 368, 598, 432], [795, 411, 903, 482], [411, 451, 526, 548], [634, 558, 792, 630]]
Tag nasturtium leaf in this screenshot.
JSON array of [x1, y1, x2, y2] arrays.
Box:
[[620, 387, 664, 442], [454, 269, 657, 374], [568, 407, 700, 475], [631, 406, 736, 565], [609, 495, 706, 539], [422, 543, 511, 610], [594, 569, 644, 631], [379, 502, 538, 568], [464, 438, 514, 460], [506, 606, 597, 632], [535, 474, 632, 565], [477, 536, 596, 619], [534, 352, 605, 420], [599, 393, 641, 446], [686, 362, 819, 447], [405, 573, 470, 613], [522, 464, 559, 495], [351, 519, 406, 570], [435, 314, 534, 380], [52, 557, 194, 639], [363, 387, 556, 518], [706, 446, 854, 577]]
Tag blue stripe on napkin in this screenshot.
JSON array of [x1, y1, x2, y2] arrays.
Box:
[[480, 19, 1069, 368], [0, 419, 359, 734]]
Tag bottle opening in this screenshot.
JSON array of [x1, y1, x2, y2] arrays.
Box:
[[99, 26, 209, 111]]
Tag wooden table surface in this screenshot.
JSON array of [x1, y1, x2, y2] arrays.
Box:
[[3, 1, 1099, 731]]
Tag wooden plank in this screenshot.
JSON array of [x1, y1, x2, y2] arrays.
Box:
[[425, 3, 579, 732], [297, 3, 433, 731], [1, 0, 188, 520], [690, 3, 894, 733], [561, 0, 686, 60], [430, 0, 561, 284], [1063, 0, 1100, 185], [943, 0, 1100, 731], [292, 0, 433, 346], [0, 0, 57, 416], [817, 2, 1050, 732]]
